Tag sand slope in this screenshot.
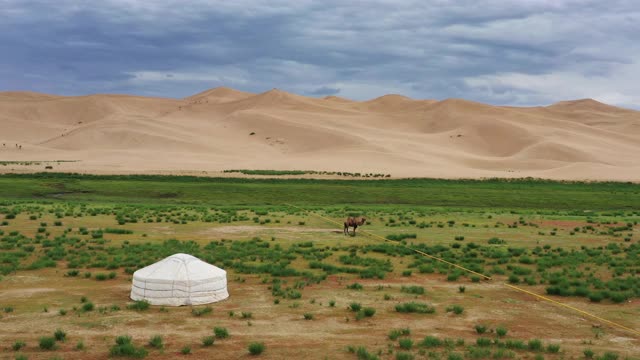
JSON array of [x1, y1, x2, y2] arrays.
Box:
[[1, 87, 639, 180]]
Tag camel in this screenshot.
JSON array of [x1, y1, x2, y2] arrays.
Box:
[[344, 216, 366, 236]]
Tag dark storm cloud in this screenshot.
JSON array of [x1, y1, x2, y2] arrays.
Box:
[[1, 0, 639, 107]]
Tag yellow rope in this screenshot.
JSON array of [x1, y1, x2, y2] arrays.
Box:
[[287, 203, 640, 337]]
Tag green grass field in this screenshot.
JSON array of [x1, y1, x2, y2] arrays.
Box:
[[0, 173, 638, 209], [0, 173, 639, 359]]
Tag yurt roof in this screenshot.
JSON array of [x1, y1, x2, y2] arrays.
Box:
[[133, 253, 226, 282]]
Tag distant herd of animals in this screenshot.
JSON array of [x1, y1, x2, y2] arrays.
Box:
[[344, 216, 366, 236], [2, 143, 22, 149]]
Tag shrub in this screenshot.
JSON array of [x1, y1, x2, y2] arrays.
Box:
[[396, 352, 415, 360], [583, 349, 594, 359], [181, 346, 191, 355], [458, 286, 465, 293], [399, 338, 413, 350], [148, 335, 163, 349], [12, 340, 26, 351], [547, 344, 560, 353], [488, 237, 506, 245], [4, 306, 14, 313], [66, 269, 80, 277], [496, 326, 508, 337], [191, 307, 212, 317], [446, 305, 464, 315], [241, 311, 252, 319], [401, 285, 425, 295], [76, 340, 85, 350], [362, 307, 376, 317], [505, 340, 526, 350], [349, 302, 362, 312], [589, 292, 604, 303], [475, 324, 488, 334], [601, 352, 618, 360], [386, 233, 417, 241], [202, 336, 215, 347], [39, 336, 57, 350], [110, 335, 148, 358], [82, 302, 94, 312], [214, 327, 229, 339], [304, 313, 314, 320], [54, 329, 67, 341], [528, 339, 543, 351], [95, 273, 108, 281], [421, 336, 442, 348], [329, 300, 336, 307], [402, 270, 412, 277], [347, 283, 363, 290], [355, 346, 379, 360], [395, 302, 435, 314], [127, 300, 150, 311], [248, 342, 265, 355], [476, 338, 491, 347]]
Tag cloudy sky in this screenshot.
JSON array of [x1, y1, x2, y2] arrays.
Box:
[[1, 0, 639, 107]]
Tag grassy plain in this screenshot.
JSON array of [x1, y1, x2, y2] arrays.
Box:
[[0, 174, 639, 359]]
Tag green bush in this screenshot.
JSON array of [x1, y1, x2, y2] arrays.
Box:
[[12, 340, 26, 351], [191, 307, 212, 317], [395, 302, 435, 314], [398, 338, 413, 350], [303, 313, 314, 320], [349, 302, 362, 312], [248, 342, 265, 355], [39, 336, 57, 350], [347, 283, 363, 290], [54, 329, 67, 341], [214, 327, 229, 339], [148, 335, 163, 349], [421, 336, 442, 348], [528, 339, 543, 351], [476, 338, 491, 347], [547, 344, 560, 353], [496, 326, 507, 337], [475, 324, 488, 334], [401, 285, 425, 295], [82, 302, 94, 312], [181, 346, 191, 355], [109, 335, 148, 358], [362, 307, 376, 317], [396, 352, 415, 360], [202, 336, 215, 346], [446, 305, 464, 315], [583, 349, 594, 359], [127, 300, 150, 311]]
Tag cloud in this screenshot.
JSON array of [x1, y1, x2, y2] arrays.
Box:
[[0, 0, 638, 107]]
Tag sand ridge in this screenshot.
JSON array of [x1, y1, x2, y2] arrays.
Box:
[[0, 87, 639, 181]]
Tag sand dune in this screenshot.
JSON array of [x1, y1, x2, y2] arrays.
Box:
[[1, 87, 639, 181]]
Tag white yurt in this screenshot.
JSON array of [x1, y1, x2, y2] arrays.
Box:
[[130, 253, 229, 306]]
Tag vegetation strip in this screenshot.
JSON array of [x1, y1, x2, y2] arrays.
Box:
[[0, 172, 639, 210], [287, 203, 640, 338]]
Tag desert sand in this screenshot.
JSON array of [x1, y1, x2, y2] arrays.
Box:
[[1, 87, 639, 181]]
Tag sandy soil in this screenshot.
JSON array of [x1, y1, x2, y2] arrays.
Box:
[[1, 88, 639, 181]]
